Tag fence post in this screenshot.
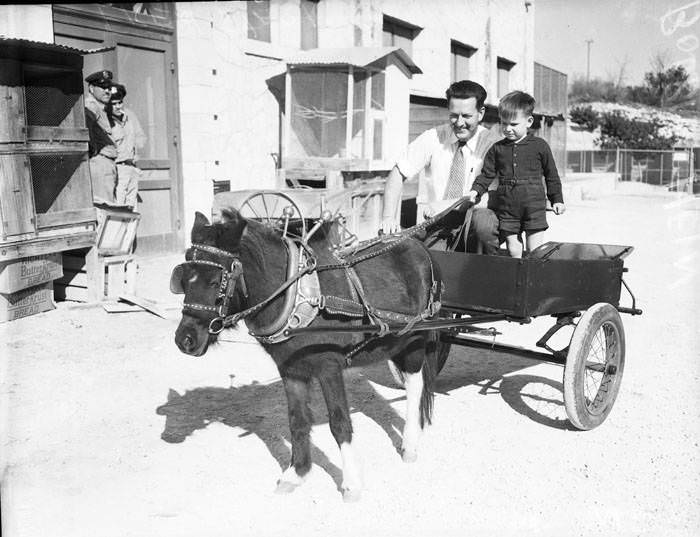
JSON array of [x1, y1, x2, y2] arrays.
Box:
[[615, 146, 620, 180]]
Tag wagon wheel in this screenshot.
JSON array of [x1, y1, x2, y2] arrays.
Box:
[[563, 303, 626, 430], [386, 326, 452, 388], [238, 191, 307, 237]]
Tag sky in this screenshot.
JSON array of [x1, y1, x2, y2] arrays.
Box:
[[535, 0, 699, 86]]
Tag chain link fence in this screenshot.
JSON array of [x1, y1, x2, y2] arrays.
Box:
[[567, 148, 698, 193]]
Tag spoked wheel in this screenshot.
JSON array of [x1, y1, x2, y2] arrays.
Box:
[[563, 303, 626, 430], [238, 191, 307, 237]]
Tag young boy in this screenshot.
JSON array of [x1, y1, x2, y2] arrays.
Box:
[[468, 91, 565, 257]]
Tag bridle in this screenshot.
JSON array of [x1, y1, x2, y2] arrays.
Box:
[[170, 243, 250, 334], [171, 240, 317, 336]]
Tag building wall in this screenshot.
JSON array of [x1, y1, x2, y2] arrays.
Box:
[[174, 0, 536, 236], [0, 5, 54, 42]]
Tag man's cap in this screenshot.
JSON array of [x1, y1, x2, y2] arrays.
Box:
[[110, 83, 127, 101], [85, 70, 113, 88]]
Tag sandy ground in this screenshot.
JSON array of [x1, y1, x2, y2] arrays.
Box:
[[1, 191, 699, 537]]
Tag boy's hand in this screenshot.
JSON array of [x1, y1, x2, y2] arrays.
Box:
[[552, 202, 566, 215]]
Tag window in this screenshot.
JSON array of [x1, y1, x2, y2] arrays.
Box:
[[451, 41, 477, 83], [247, 0, 271, 42], [382, 15, 420, 58], [300, 0, 318, 50], [497, 57, 515, 97], [288, 67, 386, 161]]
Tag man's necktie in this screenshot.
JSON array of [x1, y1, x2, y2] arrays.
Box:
[[443, 141, 466, 199]]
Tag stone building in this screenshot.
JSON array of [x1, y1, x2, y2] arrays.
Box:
[[0, 1, 566, 253]]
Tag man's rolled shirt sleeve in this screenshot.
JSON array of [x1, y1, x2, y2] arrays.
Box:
[[395, 129, 434, 179]]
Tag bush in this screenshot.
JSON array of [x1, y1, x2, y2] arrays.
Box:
[[569, 105, 599, 130], [597, 111, 678, 149]]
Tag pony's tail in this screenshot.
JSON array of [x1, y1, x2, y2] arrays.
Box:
[[419, 334, 438, 428]]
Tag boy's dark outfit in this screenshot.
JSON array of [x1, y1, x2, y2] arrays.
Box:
[[471, 134, 563, 234]]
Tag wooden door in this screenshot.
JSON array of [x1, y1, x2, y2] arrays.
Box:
[[53, 4, 183, 254]]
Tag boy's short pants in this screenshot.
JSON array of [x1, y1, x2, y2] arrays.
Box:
[[493, 178, 548, 235]]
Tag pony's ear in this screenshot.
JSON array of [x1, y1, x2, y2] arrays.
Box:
[[194, 211, 210, 228], [220, 208, 242, 225]]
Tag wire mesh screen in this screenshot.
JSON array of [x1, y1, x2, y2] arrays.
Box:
[[23, 68, 83, 128], [30, 153, 92, 215]]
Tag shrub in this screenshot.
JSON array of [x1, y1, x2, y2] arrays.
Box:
[[597, 111, 678, 149], [569, 105, 599, 130]]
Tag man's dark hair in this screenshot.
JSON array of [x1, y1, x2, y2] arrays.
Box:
[[445, 80, 487, 109], [498, 90, 536, 120]]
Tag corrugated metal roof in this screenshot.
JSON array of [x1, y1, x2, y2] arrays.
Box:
[[286, 47, 422, 75], [0, 36, 114, 55]]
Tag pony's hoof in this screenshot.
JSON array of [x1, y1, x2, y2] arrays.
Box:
[[401, 450, 418, 463], [342, 488, 362, 503], [274, 480, 299, 494]]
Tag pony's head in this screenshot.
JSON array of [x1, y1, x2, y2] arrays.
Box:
[[172, 210, 248, 356]]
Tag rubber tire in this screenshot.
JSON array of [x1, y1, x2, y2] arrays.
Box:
[[563, 303, 626, 430]]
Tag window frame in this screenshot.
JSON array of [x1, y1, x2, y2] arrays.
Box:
[[382, 15, 421, 57], [450, 40, 477, 83], [497, 56, 516, 97]]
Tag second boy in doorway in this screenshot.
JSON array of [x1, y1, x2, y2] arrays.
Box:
[[468, 90, 565, 257]]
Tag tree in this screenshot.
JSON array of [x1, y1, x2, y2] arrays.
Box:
[[627, 55, 695, 109]]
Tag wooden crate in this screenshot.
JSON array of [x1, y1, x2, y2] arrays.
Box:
[[96, 207, 140, 256], [0, 252, 63, 293], [55, 250, 137, 302], [0, 281, 55, 322]]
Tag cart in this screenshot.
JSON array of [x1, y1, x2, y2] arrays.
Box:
[[429, 242, 642, 430]]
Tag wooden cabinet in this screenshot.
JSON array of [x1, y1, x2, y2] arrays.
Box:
[[0, 37, 97, 261]]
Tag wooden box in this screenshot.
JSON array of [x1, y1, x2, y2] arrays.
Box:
[[0, 252, 63, 293], [96, 207, 141, 256], [0, 281, 55, 322]]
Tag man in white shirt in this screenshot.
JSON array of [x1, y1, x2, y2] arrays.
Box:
[[381, 80, 499, 253]]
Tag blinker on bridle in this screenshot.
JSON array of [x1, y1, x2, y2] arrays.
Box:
[[170, 243, 248, 334]]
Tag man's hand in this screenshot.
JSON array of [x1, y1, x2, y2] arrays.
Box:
[[466, 190, 479, 204], [552, 202, 566, 215], [381, 215, 400, 235]]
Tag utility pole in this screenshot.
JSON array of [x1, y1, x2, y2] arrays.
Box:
[[585, 39, 594, 82]]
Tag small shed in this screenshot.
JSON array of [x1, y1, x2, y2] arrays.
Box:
[[282, 46, 421, 179], [0, 38, 110, 318]]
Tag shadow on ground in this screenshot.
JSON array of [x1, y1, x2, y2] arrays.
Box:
[[156, 342, 575, 489]]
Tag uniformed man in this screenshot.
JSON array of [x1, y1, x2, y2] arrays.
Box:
[[84, 70, 118, 205], [109, 83, 146, 209]]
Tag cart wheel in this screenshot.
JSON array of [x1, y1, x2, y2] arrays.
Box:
[[386, 335, 452, 388], [238, 191, 307, 237], [563, 303, 625, 430]]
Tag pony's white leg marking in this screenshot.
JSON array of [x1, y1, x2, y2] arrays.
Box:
[[275, 465, 307, 494], [401, 367, 424, 463], [340, 441, 362, 503]]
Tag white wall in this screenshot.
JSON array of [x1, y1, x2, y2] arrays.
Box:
[[0, 4, 53, 42], [380, 0, 534, 104], [174, 0, 535, 236], [175, 2, 283, 237]]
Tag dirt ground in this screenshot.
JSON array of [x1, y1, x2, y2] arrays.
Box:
[[2, 190, 699, 537]]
